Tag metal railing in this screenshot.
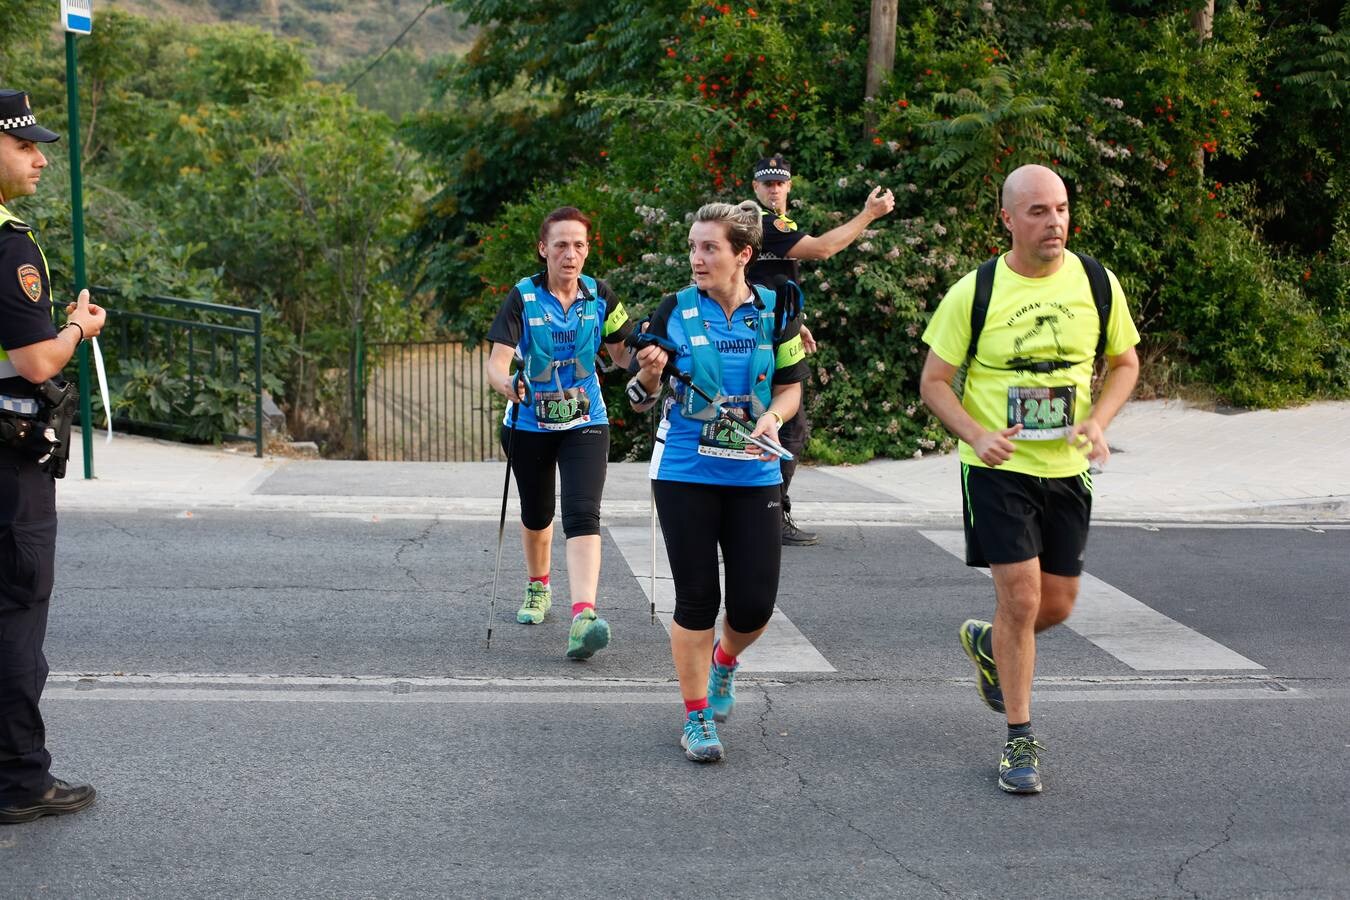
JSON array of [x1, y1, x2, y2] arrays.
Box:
[[92, 288, 265, 457], [361, 339, 504, 461]]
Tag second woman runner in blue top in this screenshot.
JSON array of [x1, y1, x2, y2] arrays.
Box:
[[627, 200, 808, 762]]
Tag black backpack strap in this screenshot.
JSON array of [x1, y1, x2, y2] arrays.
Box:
[[967, 255, 1000, 364], [1074, 252, 1113, 359]]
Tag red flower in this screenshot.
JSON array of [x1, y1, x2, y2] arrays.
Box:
[[667, 48, 676, 58], [872, 136, 882, 145], [724, 53, 733, 62], [897, 98, 909, 108], [600, 150, 608, 157], [748, 7, 758, 16]]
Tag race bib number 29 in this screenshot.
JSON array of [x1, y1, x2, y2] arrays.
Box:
[[1008, 385, 1075, 440]]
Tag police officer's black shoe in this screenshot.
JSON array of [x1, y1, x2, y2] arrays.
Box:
[[0, 779, 96, 824], [782, 511, 819, 547]]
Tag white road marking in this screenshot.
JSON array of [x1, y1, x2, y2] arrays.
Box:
[[608, 525, 835, 673], [44, 688, 675, 705], [920, 529, 1265, 671]]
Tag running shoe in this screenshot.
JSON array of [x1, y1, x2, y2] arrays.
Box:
[[959, 618, 1004, 713], [566, 608, 611, 660], [707, 641, 738, 722], [998, 736, 1046, 794], [516, 580, 552, 624], [680, 709, 724, 763]]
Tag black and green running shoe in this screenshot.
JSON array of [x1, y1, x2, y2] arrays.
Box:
[[998, 735, 1046, 794], [959, 618, 1004, 714]]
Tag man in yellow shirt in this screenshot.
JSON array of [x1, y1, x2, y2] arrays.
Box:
[[919, 164, 1140, 794]]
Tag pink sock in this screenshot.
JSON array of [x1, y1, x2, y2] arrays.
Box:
[[684, 697, 709, 715], [572, 601, 595, 618], [713, 643, 738, 668], [529, 574, 549, 586]]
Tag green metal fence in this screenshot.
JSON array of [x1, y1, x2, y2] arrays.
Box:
[[93, 287, 265, 457], [361, 340, 505, 462]]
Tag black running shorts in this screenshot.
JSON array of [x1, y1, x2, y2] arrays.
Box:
[[960, 463, 1093, 576], [500, 425, 609, 537]]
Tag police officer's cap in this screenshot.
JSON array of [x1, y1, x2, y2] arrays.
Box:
[[753, 155, 791, 182], [0, 90, 60, 143]]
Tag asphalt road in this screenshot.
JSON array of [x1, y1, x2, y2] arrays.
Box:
[[3, 512, 1346, 899]]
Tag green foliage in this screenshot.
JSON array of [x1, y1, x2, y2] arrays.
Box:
[[424, 0, 1348, 465]]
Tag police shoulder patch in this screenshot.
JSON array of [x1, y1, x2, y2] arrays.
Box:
[[17, 263, 42, 302], [773, 218, 793, 232]]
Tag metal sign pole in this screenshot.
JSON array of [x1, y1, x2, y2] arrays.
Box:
[[64, 28, 94, 479]]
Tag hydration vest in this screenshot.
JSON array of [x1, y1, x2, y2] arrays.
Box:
[[0, 203, 51, 381], [517, 273, 601, 383], [675, 283, 776, 421]]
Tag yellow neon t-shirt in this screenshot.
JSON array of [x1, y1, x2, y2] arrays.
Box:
[[922, 253, 1140, 478]]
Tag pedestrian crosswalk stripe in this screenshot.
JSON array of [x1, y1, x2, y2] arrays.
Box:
[[607, 526, 835, 673], [919, 530, 1265, 671]]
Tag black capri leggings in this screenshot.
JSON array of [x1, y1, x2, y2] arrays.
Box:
[[500, 424, 609, 537], [652, 480, 782, 633]]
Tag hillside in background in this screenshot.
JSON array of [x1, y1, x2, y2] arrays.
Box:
[[101, 0, 474, 75]]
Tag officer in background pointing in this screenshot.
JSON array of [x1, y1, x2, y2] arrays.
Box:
[[747, 155, 895, 546], [0, 88, 105, 825]]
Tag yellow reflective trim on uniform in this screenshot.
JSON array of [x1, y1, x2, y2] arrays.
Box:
[[776, 334, 805, 368], [603, 301, 628, 336]]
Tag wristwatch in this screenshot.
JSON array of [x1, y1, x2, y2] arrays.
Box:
[[626, 377, 652, 405]]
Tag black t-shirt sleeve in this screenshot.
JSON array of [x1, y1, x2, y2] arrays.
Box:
[[0, 230, 58, 351], [486, 285, 526, 348], [596, 278, 635, 345], [646, 294, 678, 342], [759, 212, 808, 260]]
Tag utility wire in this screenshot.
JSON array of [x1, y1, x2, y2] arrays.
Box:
[[345, 0, 436, 91]]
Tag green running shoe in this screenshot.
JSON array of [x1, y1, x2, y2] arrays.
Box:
[[959, 618, 1004, 714], [999, 735, 1046, 794], [566, 607, 611, 660], [516, 580, 552, 624]]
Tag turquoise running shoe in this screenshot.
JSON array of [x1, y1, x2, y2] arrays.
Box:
[[999, 735, 1046, 794], [566, 608, 611, 660], [680, 709, 724, 763], [706, 641, 738, 722], [959, 618, 1004, 714], [516, 580, 551, 624]]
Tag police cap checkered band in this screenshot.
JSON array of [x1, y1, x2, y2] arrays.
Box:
[[0, 90, 60, 143], [753, 155, 791, 181]]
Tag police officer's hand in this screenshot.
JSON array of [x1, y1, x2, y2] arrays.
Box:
[[63, 289, 106, 339], [972, 424, 1022, 466], [863, 186, 896, 221], [1069, 419, 1109, 467]]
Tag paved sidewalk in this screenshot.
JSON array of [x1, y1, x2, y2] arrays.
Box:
[[56, 399, 1350, 524]]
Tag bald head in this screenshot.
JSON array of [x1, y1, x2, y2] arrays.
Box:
[[1001, 164, 1066, 213], [999, 164, 1071, 274]]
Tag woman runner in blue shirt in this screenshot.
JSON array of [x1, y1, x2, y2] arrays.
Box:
[[486, 207, 634, 659], [627, 200, 808, 762]]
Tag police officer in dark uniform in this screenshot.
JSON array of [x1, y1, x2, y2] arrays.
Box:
[[0, 88, 105, 825], [746, 155, 895, 546]]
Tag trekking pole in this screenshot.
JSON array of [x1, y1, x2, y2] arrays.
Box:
[[649, 402, 658, 624], [624, 330, 794, 461], [664, 365, 795, 461], [486, 371, 526, 650]]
